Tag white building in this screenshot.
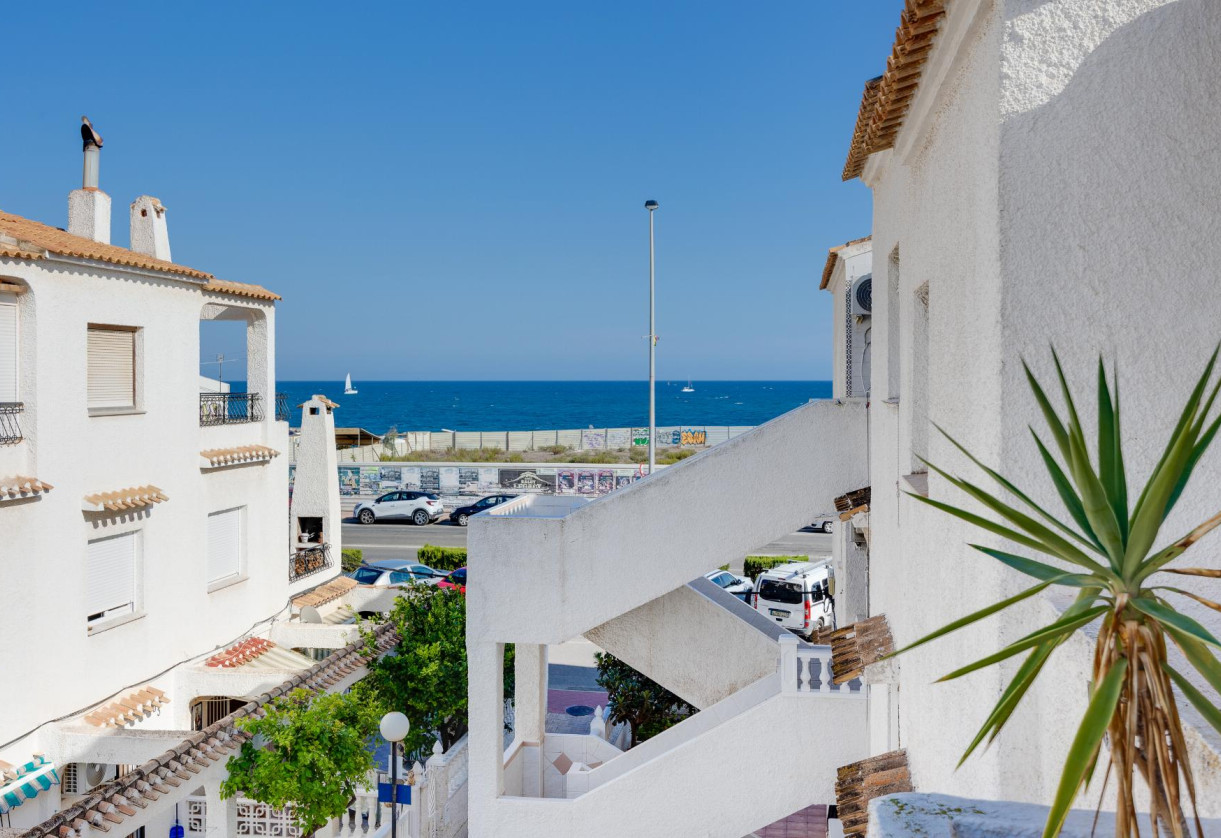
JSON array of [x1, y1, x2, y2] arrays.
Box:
[[466, 0, 1221, 835], [0, 126, 395, 838]]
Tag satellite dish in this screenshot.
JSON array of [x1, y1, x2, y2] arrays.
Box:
[[300, 606, 322, 624]]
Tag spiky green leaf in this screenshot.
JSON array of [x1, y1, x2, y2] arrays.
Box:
[[1165, 630, 1221, 696], [969, 545, 1102, 587], [1042, 658, 1128, 838], [1031, 430, 1103, 552], [1096, 359, 1128, 541], [938, 605, 1106, 683], [1164, 664, 1221, 738], [958, 640, 1060, 767], [1024, 359, 1071, 461], [1129, 597, 1221, 650]]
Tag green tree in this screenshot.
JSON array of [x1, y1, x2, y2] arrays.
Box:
[[594, 652, 695, 747], [363, 586, 470, 754], [221, 688, 381, 837]]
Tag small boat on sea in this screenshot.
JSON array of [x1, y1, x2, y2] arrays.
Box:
[[344, 373, 358, 395], [681, 379, 695, 393]]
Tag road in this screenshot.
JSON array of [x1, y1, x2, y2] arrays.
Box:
[[340, 501, 832, 573]]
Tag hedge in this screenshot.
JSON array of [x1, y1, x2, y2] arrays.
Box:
[[743, 555, 808, 581], [417, 544, 467, 571], [341, 548, 364, 573]]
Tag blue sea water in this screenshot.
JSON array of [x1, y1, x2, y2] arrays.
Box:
[[270, 380, 831, 433]]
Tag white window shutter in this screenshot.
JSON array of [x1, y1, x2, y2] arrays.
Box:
[[87, 328, 135, 409], [207, 508, 243, 583], [0, 301, 17, 403], [86, 532, 137, 622]]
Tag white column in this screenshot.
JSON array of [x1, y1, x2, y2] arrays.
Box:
[[204, 780, 238, 838], [779, 634, 798, 694], [513, 644, 547, 744], [466, 640, 504, 837]]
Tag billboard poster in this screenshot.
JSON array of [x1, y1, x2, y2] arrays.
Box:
[[581, 429, 606, 450], [632, 428, 649, 446], [458, 468, 480, 494], [500, 468, 556, 493], [556, 469, 576, 494], [338, 466, 360, 496], [379, 466, 403, 488], [576, 470, 597, 494], [360, 466, 380, 493], [440, 467, 459, 493], [478, 467, 500, 492], [420, 468, 440, 494], [596, 470, 615, 495], [607, 428, 631, 448], [615, 473, 636, 490], [401, 467, 422, 490]]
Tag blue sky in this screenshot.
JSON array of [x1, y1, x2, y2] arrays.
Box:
[[2, 1, 900, 381]]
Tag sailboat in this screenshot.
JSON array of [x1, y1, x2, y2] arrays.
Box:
[[681, 379, 695, 393], [344, 373, 358, 395]]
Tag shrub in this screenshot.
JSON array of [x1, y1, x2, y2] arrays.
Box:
[[508, 452, 524, 463], [658, 448, 696, 464], [743, 555, 807, 580], [595, 652, 696, 747], [341, 548, 364, 573], [538, 444, 569, 455], [417, 543, 467, 571]]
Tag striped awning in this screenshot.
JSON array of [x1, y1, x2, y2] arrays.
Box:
[[0, 756, 59, 814]]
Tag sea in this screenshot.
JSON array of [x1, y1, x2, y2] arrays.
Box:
[[267, 380, 832, 433]]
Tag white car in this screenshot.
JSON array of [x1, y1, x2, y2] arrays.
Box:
[[355, 491, 444, 526], [752, 561, 835, 640], [704, 569, 753, 603]]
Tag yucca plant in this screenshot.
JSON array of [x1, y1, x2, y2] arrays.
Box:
[[894, 350, 1221, 838]]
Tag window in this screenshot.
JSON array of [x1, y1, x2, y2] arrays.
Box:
[[352, 566, 383, 585], [87, 531, 139, 629], [207, 507, 245, 588], [0, 293, 17, 402], [87, 325, 136, 411], [758, 579, 803, 605]]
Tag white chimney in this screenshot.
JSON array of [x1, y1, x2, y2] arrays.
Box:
[[130, 196, 172, 262], [67, 116, 111, 244]]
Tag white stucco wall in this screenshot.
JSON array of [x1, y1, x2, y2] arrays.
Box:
[[860, 0, 1221, 815], [0, 253, 291, 775]]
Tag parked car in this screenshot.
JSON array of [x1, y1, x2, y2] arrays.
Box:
[[355, 491, 444, 525], [437, 567, 467, 594], [751, 561, 835, 640], [449, 494, 518, 527], [812, 518, 834, 534], [703, 569, 753, 602], [349, 559, 439, 587]]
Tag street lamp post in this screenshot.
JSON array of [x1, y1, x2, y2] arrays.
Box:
[[645, 199, 659, 475], [379, 712, 410, 838]]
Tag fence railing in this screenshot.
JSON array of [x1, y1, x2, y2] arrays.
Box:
[[275, 393, 290, 423], [780, 635, 866, 697], [0, 402, 22, 444], [200, 392, 264, 426], [290, 544, 333, 582]]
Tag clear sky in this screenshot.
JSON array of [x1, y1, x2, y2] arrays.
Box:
[[2, 1, 900, 381]]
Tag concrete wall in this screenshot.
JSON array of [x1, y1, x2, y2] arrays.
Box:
[[0, 254, 292, 770], [860, 0, 1221, 814], [584, 580, 783, 709], [468, 398, 868, 646]]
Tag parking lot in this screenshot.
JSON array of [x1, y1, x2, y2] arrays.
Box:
[[340, 499, 832, 572]]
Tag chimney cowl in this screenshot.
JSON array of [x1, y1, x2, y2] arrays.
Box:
[[130, 196, 171, 262]]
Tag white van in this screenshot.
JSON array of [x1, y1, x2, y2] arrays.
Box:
[[751, 561, 835, 640]]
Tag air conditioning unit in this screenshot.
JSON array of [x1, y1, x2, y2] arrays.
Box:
[[851, 273, 873, 317], [62, 762, 116, 796]]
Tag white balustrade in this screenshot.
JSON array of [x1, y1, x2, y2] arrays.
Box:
[[779, 634, 866, 697]]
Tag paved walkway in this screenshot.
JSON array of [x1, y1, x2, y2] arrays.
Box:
[[751, 805, 828, 838]]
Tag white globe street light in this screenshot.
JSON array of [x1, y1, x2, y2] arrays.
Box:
[[379, 712, 410, 838]]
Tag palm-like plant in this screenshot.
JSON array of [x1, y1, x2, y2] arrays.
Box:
[[894, 351, 1221, 838]]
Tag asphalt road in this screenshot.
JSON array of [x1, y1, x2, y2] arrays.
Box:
[[340, 501, 832, 573]]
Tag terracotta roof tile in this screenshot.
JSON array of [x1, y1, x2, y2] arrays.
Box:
[[83, 688, 170, 728], [199, 444, 280, 469], [206, 637, 277, 668], [842, 0, 947, 180], [0, 210, 280, 302], [828, 614, 893, 684], [292, 576, 358, 609], [820, 236, 872, 290], [0, 475, 53, 502], [82, 485, 167, 513]]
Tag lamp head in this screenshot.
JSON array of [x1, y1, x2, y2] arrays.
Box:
[[644, 200, 659, 211], [380, 711, 411, 743]]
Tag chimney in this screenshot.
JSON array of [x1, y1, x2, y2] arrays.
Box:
[[130, 196, 172, 262], [67, 116, 111, 244]]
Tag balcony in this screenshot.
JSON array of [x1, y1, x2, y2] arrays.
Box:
[[275, 392, 290, 423], [0, 403, 22, 444], [290, 543, 333, 582], [200, 392, 263, 426]]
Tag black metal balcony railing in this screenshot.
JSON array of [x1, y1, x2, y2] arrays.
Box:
[[0, 402, 23, 445], [290, 544, 333, 582], [200, 392, 263, 426], [275, 392, 290, 423]]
